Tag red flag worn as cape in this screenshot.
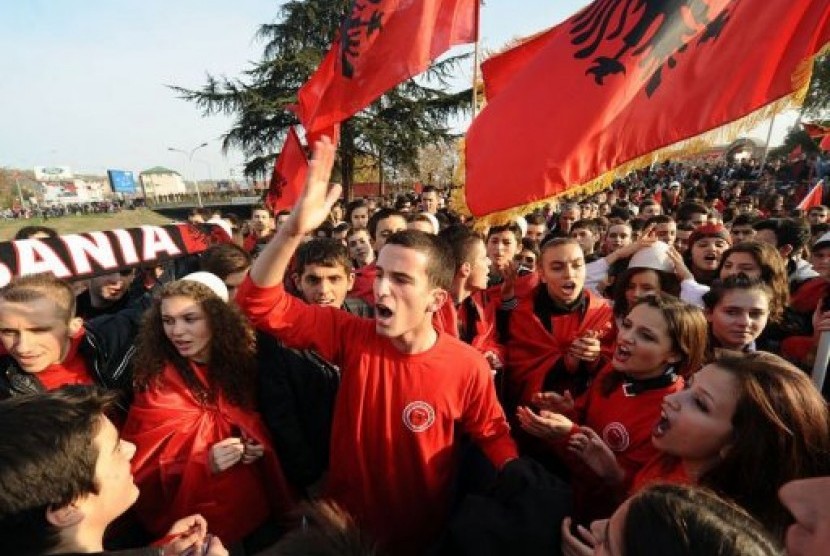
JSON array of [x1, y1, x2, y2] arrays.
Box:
[[821, 133, 830, 152], [266, 127, 308, 213], [465, 0, 830, 218], [297, 0, 478, 134]]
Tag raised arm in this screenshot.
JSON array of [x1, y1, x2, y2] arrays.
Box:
[[249, 137, 340, 288]]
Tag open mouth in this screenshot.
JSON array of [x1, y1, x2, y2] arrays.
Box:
[[561, 282, 577, 296], [614, 345, 631, 362], [376, 303, 394, 323], [652, 410, 671, 437]]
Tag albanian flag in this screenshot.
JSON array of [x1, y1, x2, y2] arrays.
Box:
[[266, 127, 308, 213], [297, 0, 478, 134], [464, 0, 830, 219]]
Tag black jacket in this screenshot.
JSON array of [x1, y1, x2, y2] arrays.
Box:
[[0, 299, 147, 409], [256, 296, 372, 490]]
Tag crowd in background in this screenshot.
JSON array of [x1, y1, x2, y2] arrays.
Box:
[[1, 151, 830, 556]]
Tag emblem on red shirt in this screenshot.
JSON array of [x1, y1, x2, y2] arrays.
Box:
[[602, 422, 630, 452], [402, 401, 435, 433]]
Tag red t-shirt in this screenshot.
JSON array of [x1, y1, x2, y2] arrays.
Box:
[[579, 368, 684, 484], [630, 454, 690, 496], [37, 329, 95, 391], [237, 277, 517, 553]]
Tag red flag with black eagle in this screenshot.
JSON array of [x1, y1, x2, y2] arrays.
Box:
[[296, 0, 479, 134], [464, 0, 830, 219], [266, 126, 308, 213]]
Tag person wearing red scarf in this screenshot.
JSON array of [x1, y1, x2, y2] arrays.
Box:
[[123, 275, 294, 548]]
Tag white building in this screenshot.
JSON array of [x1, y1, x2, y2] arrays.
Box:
[[139, 167, 187, 198]]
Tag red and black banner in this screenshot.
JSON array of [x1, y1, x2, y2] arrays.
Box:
[[0, 223, 229, 287]]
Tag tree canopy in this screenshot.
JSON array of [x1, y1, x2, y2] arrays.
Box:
[[173, 0, 472, 198]]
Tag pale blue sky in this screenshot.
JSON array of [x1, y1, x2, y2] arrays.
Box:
[[0, 1, 790, 180]]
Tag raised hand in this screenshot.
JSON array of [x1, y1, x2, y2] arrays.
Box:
[[286, 136, 341, 236], [666, 245, 693, 281]]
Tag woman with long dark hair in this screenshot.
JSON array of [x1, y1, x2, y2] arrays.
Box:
[[123, 275, 294, 547]]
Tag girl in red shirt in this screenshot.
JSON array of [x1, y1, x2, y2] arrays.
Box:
[[567, 351, 830, 543], [517, 294, 708, 520], [123, 277, 294, 547]]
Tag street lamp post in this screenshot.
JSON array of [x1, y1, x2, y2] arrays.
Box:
[[168, 142, 209, 207]]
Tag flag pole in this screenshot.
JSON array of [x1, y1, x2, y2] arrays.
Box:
[[471, 0, 481, 118], [759, 110, 778, 171]]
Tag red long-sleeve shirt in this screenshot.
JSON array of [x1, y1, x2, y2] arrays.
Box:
[[237, 277, 517, 552]]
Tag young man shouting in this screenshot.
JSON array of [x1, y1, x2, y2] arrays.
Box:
[[236, 138, 517, 554]]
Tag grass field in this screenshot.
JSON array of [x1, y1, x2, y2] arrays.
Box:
[[0, 209, 174, 241]]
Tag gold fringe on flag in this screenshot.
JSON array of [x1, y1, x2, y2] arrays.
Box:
[[455, 43, 830, 231]]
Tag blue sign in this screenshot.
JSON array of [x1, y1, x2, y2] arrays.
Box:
[[107, 170, 137, 194]]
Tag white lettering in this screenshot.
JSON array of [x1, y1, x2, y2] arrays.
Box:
[[0, 262, 11, 287], [62, 232, 118, 274], [14, 240, 71, 278], [113, 229, 140, 265], [141, 226, 181, 260]]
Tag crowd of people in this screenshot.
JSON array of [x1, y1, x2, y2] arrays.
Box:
[[1, 141, 830, 556]]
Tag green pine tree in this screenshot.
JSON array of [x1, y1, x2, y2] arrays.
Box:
[[172, 0, 472, 199]]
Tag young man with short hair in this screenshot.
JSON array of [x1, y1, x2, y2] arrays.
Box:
[[753, 218, 818, 285], [808, 205, 829, 226], [434, 225, 503, 370], [258, 238, 370, 494], [0, 274, 142, 408], [420, 186, 439, 215], [243, 205, 275, 254], [348, 209, 407, 305], [569, 219, 600, 262], [0, 385, 226, 555], [346, 228, 375, 270], [602, 221, 632, 256], [485, 222, 522, 287], [729, 214, 759, 245], [645, 215, 677, 245], [524, 213, 548, 245], [497, 238, 613, 460], [236, 138, 517, 553], [75, 269, 138, 320]]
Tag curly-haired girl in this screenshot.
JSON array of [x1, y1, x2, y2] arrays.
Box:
[[123, 275, 294, 547]]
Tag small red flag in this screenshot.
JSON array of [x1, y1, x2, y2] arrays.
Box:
[[464, 0, 830, 219], [297, 0, 478, 134], [266, 127, 308, 213], [798, 180, 825, 210], [803, 122, 830, 139], [821, 134, 830, 152]]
